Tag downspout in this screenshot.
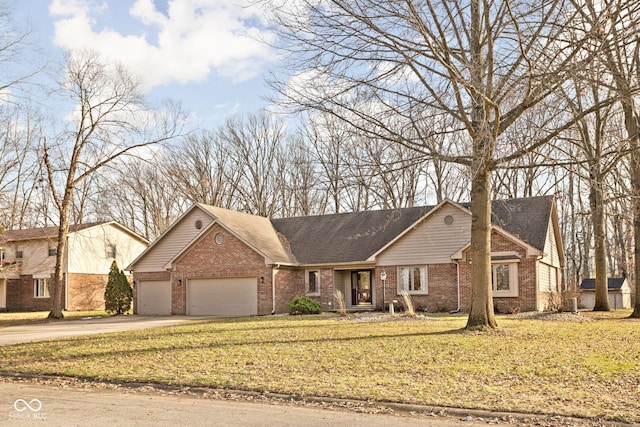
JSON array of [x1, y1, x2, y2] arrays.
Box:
[[271, 265, 279, 315], [456, 261, 461, 312], [450, 260, 461, 314]]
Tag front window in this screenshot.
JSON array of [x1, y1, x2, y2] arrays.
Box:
[[34, 279, 50, 298], [106, 244, 116, 258], [398, 266, 427, 294], [307, 270, 320, 295], [48, 246, 57, 257], [491, 263, 518, 297]]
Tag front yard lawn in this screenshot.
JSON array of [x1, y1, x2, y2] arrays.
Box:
[[0, 312, 638, 423], [0, 311, 108, 328]]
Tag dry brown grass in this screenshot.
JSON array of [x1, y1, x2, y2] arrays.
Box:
[[0, 311, 108, 328], [0, 313, 638, 423]]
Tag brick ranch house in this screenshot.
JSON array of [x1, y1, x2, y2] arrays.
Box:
[[0, 222, 149, 312], [128, 196, 564, 316]]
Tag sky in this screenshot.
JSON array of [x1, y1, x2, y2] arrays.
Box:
[[11, 0, 279, 129]]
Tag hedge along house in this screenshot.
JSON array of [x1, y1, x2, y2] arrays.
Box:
[[128, 196, 564, 316], [0, 222, 149, 312]]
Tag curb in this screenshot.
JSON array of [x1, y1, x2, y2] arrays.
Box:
[[0, 372, 634, 426]]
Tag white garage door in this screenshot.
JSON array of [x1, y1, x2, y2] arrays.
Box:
[[137, 280, 172, 315], [187, 277, 257, 316]]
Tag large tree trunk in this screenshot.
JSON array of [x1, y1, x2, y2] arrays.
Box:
[[465, 0, 496, 330], [466, 157, 497, 330], [628, 116, 640, 318], [47, 146, 78, 320], [590, 167, 610, 311], [614, 91, 640, 318], [48, 185, 73, 319]]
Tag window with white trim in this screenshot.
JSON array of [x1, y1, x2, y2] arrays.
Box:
[[34, 279, 50, 298], [306, 270, 320, 295], [106, 244, 116, 258], [491, 263, 519, 297], [398, 266, 427, 294]]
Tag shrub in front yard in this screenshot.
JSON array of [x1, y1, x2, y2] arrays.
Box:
[[288, 296, 322, 315], [104, 261, 132, 315]]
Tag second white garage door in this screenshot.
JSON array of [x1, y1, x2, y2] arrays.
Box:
[[187, 277, 258, 316]]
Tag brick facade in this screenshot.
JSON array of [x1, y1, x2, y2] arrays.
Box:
[[274, 268, 305, 313], [5, 273, 115, 312], [67, 273, 109, 311], [131, 225, 309, 316], [374, 264, 458, 313], [5, 278, 21, 310], [458, 231, 539, 313], [132, 211, 556, 316], [132, 271, 171, 314], [171, 225, 272, 315], [5, 275, 61, 311]]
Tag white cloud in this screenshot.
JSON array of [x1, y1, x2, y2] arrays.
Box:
[[49, 0, 275, 91]]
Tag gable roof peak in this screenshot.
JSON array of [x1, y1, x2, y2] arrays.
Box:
[[197, 203, 295, 265]]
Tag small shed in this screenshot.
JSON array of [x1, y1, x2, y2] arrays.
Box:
[[579, 278, 632, 309]]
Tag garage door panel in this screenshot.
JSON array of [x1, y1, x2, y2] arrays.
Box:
[[187, 278, 257, 316], [138, 280, 172, 315]]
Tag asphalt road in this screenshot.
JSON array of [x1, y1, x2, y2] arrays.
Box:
[[0, 315, 214, 346], [0, 380, 514, 427]]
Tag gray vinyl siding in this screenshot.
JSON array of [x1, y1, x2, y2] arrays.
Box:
[[377, 205, 471, 265], [133, 208, 214, 272]]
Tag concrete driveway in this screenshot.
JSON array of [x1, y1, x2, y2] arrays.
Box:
[[0, 316, 214, 346]]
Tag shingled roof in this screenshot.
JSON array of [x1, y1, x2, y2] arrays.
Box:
[[199, 205, 296, 264], [489, 196, 554, 251], [579, 278, 627, 290], [2, 223, 107, 242], [271, 206, 433, 264], [271, 195, 555, 265]]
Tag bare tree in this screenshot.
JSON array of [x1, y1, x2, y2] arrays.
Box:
[[573, 0, 640, 317], [305, 113, 350, 214], [43, 50, 184, 318], [0, 105, 44, 229], [276, 132, 323, 217], [165, 130, 240, 208], [0, 4, 44, 228], [219, 112, 288, 217], [559, 73, 627, 310], [265, 0, 597, 329]]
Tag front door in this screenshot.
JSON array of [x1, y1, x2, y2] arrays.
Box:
[[351, 270, 372, 306]]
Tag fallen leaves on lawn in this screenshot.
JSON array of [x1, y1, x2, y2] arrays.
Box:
[[0, 314, 638, 424]]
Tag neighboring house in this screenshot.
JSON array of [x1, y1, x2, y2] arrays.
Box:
[[0, 222, 149, 312], [128, 196, 565, 316], [579, 278, 632, 309]]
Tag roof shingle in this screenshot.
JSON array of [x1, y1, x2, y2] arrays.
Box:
[[271, 195, 554, 265], [2, 222, 107, 242]]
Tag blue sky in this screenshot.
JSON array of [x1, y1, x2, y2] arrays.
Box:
[[11, 0, 278, 129]]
